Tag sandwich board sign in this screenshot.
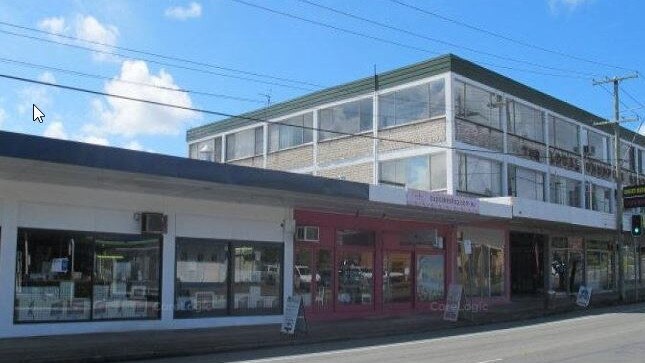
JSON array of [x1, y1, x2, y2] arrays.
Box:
[[576, 286, 592, 307], [443, 283, 463, 322], [281, 296, 307, 335]]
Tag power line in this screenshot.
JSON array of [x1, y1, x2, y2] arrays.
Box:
[[388, 0, 637, 73], [0, 20, 324, 88], [296, 0, 599, 78], [0, 71, 601, 162], [0, 28, 317, 92], [0, 56, 265, 104], [232, 0, 589, 80]]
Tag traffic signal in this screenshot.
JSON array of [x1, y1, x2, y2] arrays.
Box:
[[631, 214, 643, 236]]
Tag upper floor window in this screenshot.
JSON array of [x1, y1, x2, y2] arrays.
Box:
[[379, 79, 445, 128], [584, 129, 608, 162], [507, 101, 545, 143], [508, 165, 545, 201], [454, 81, 502, 129], [319, 98, 373, 141], [268, 113, 313, 152], [190, 138, 222, 162], [379, 153, 446, 191], [585, 182, 612, 213], [550, 175, 581, 208], [549, 116, 579, 153], [620, 142, 636, 171], [457, 154, 502, 197], [226, 127, 263, 161]]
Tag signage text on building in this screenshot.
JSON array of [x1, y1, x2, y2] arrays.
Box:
[[406, 189, 480, 214]]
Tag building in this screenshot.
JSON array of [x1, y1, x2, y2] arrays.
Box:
[[188, 54, 645, 319]]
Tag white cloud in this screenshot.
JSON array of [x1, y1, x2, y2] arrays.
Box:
[[165, 2, 202, 20], [86, 60, 197, 138], [17, 72, 55, 116], [74, 15, 119, 61], [0, 107, 6, 128], [79, 135, 110, 146], [38, 16, 67, 35], [123, 140, 144, 151], [548, 0, 592, 12], [43, 121, 68, 140], [38, 72, 56, 84]]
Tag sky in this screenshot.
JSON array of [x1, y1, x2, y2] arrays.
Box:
[[0, 0, 644, 156]]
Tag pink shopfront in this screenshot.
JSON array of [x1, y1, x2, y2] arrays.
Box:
[[292, 209, 510, 320]]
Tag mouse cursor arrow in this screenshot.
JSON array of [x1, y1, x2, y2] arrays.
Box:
[[33, 104, 45, 123]]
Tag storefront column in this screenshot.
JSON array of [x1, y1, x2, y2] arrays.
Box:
[[282, 214, 295, 309], [543, 235, 552, 309], [0, 200, 18, 335], [160, 210, 176, 323]]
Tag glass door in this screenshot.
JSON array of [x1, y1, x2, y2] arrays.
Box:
[[336, 248, 374, 312], [383, 251, 413, 310]]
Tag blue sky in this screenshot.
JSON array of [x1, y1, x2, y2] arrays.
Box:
[[0, 0, 644, 156]]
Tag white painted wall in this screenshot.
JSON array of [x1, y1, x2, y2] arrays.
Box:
[[0, 179, 292, 338]]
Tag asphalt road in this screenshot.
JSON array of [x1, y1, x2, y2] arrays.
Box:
[[135, 303, 645, 363]]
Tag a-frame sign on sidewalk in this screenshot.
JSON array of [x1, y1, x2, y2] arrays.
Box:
[[281, 296, 308, 335]]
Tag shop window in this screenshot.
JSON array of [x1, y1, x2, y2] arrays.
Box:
[[225, 127, 263, 160], [457, 153, 502, 197], [232, 243, 283, 315], [383, 252, 412, 304], [174, 238, 228, 318], [416, 254, 444, 302], [508, 165, 545, 201], [550, 175, 582, 208], [507, 101, 545, 143], [338, 250, 374, 305], [457, 227, 505, 298], [551, 237, 584, 293], [454, 80, 502, 129], [379, 79, 445, 128], [319, 98, 373, 141], [316, 249, 333, 308], [337, 230, 375, 247], [268, 113, 313, 152], [93, 235, 161, 320], [586, 240, 614, 291], [293, 248, 313, 307], [15, 228, 161, 323], [379, 153, 446, 191], [548, 116, 579, 153]]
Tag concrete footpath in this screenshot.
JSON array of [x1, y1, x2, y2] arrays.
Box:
[[0, 295, 621, 363]]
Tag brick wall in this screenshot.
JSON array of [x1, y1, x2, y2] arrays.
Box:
[[455, 119, 503, 151], [378, 119, 446, 153], [266, 145, 314, 171], [318, 163, 373, 184], [318, 136, 373, 166], [230, 156, 264, 168]]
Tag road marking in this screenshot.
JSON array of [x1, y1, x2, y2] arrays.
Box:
[[475, 359, 503, 363], [234, 305, 645, 363]]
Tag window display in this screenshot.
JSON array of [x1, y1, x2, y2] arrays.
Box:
[[457, 227, 505, 298], [338, 251, 374, 305], [15, 228, 161, 323], [383, 252, 412, 304], [175, 238, 228, 318], [416, 254, 444, 302], [551, 237, 584, 293], [293, 248, 313, 307], [232, 243, 283, 314], [586, 240, 614, 291]]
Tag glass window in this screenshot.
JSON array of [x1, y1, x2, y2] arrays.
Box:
[[378, 153, 446, 191], [189, 138, 222, 162], [293, 248, 313, 307], [338, 250, 374, 305], [508, 165, 545, 201], [550, 175, 582, 207], [315, 249, 333, 308], [15, 229, 93, 322], [507, 101, 545, 143], [416, 254, 444, 301], [585, 183, 612, 213], [457, 227, 505, 298], [379, 79, 445, 128], [620, 142, 636, 171], [232, 243, 282, 314], [457, 154, 502, 196], [549, 116, 579, 153], [586, 240, 614, 291], [383, 252, 412, 304], [551, 237, 584, 293], [268, 113, 313, 152], [14, 229, 162, 323], [584, 130, 607, 162], [93, 235, 161, 320], [175, 238, 228, 318], [454, 81, 502, 129], [319, 98, 373, 140], [226, 127, 263, 160]]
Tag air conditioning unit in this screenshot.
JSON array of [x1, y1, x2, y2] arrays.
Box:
[[141, 212, 167, 234], [295, 226, 319, 242]]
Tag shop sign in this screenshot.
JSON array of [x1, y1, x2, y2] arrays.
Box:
[[406, 189, 480, 214], [576, 286, 592, 307], [443, 284, 463, 322], [548, 148, 581, 172], [281, 296, 307, 335], [623, 184, 645, 208]]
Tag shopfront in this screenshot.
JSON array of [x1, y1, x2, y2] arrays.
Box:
[[293, 210, 452, 320]]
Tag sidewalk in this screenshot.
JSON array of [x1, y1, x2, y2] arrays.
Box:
[[0, 296, 619, 363]]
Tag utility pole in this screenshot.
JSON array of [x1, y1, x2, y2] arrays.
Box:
[[593, 73, 638, 302]]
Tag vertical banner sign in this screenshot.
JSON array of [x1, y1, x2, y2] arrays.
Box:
[[281, 296, 307, 334], [576, 286, 592, 307], [443, 284, 463, 322]]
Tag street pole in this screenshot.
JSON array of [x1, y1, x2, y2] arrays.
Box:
[[593, 73, 638, 302]]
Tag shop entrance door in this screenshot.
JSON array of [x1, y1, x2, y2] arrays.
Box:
[[510, 232, 546, 296], [336, 247, 375, 313], [294, 245, 334, 314], [383, 251, 413, 310]]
